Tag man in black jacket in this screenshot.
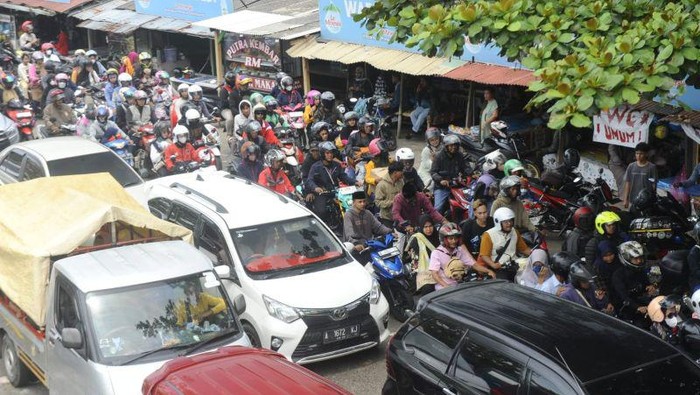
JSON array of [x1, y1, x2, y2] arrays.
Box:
[[429, 134, 470, 214]]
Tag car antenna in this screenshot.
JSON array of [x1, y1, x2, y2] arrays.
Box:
[[555, 346, 576, 380]]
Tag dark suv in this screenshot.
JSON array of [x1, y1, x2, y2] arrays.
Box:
[[383, 280, 700, 395]]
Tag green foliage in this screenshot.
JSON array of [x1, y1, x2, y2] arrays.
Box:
[[355, 0, 700, 129]]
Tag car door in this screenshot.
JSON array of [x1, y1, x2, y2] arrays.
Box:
[[20, 153, 47, 181], [397, 315, 466, 395], [0, 148, 25, 183], [525, 360, 581, 395], [148, 197, 173, 220], [445, 330, 527, 395], [167, 202, 200, 234]]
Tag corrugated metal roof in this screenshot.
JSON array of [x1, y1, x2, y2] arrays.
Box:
[[630, 99, 682, 116], [443, 62, 535, 87], [71, 0, 212, 38], [0, 0, 93, 14], [661, 110, 700, 128], [287, 36, 464, 76]]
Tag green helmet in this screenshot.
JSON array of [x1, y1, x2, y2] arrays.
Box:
[[503, 159, 525, 177], [250, 92, 264, 105], [262, 95, 276, 104]]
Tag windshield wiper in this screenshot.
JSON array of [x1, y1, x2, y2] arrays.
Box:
[[119, 342, 192, 366], [181, 328, 239, 357]]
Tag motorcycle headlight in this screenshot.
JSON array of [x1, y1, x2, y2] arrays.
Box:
[[263, 295, 300, 323], [374, 257, 402, 277], [369, 277, 381, 304]]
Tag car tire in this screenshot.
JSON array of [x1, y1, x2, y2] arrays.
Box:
[[242, 322, 261, 348], [388, 283, 415, 322], [2, 334, 33, 387]]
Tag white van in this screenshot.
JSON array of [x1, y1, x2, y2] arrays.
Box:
[[145, 171, 390, 363]]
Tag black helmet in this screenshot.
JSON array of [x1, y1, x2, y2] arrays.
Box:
[[319, 141, 336, 155], [309, 141, 320, 151], [568, 262, 594, 287], [224, 71, 236, 85], [280, 76, 293, 91], [171, 67, 183, 78], [320, 91, 335, 109], [311, 121, 331, 137], [632, 188, 655, 212], [344, 111, 359, 123], [426, 127, 441, 142], [618, 241, 646, 271], [521, 231, 544, 250], [6, 99, 23, 110], [244, 142, 261, 157], [275, 71, 288, 86], [550, 252, 580, 278], [245, 120, 262, 136], [564, 148, 580, 169]]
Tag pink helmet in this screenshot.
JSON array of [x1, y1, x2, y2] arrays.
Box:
[[368, 138, 386, 157], [306, 90, 321, 106]]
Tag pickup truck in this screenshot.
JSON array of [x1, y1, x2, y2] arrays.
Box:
[[0, 174, 250, 394]]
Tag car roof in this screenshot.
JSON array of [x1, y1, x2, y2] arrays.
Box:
[[142, 346, 351, 395], [422, 281, 678, 384], [7, 136, 109, 162], [147, 171, 311, 229], [55, 241, 213, 293]]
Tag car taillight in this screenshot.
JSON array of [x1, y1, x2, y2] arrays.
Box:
[[385, 334, 396, 379]]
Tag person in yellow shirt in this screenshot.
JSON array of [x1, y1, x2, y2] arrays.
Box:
[[175, 281, 226, 327]]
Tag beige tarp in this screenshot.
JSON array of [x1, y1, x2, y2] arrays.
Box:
[[0, 173, 193, 327]]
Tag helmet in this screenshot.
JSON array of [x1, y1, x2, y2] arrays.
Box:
[[106, 68, 119, 77], [41, 43, 54, 52], [647, 296, 667, 323], [493, 207, 515, 228], [120, 87, 136, 101], [568, 262, 594, 287], [646, 264, 662, 285], [250, 92, 264, 105], [275, 72, 288, 85], [319, 141, 336, 155], [689, 289, 700, 316], [242, 142, 261, 158], [6, 99, 22, 110], [632, 189, 655, 212], [564, 148, 580, 169], [264, 149, 285, 167], [155, 70, 170, 82], [573, 207, 595, 231], [21, 21, 33, 32], [224, 71, 236, 85], [426, 127, 441, 142], [358, 116, 375, 131], [503, 159, 525, 177], [521, 231, 543, 250], [309, 141, 320, 152], [654, 125, 668, 140], [368, 138, 388, 157], [54, 73, 69, 82], [177, 83, 189, 93], [445, 258, 466, 281], [74, 49, 86, 57], [96, 105, 110, 123], [134, 90, 148, 100], [173, 124, 189, 139], [182, 67, 194, 79], [311, 121, 331, 137], [320, 91, 335, 108], [85, 49, 97, 57], [171, 67, 183, 79], [237, 75, 253, 86], [550, 252, 580, 277], [618, 241, 646, 271], [499, 175, 521, 193], [395, 147, 415, 169], [118, 73, 132, 85], [280, 76, 294, 91], [438, 222, 461, 244], [188, 84, 202, 100], [253, 103, 267, 117], [490, 120, 508, 137], [594, 211, 621, 235], [1, 75, 15, 88], [306, 90, 321, 105], [244, 120, 262, 136], [138, 52, 152, 62], [184, 108, 201, 127], [265, 98, 279, 112], [344, 111, 359, 122], [483, 152, 507, 172], [443, 134, 459, 146], [48, 89, 65, 102], [31, 51, 43, 61]]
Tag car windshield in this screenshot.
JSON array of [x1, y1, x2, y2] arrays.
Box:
[[586, 355, 700, 393], [47, 152, 142, 187], [231, 216, 350, 279], [85, 272, 239, 365]]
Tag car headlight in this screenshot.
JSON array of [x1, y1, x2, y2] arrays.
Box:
[[263, 295, 300, 323], [369, 277, 381, 304]]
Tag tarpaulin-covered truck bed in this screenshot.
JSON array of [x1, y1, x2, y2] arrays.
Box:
[[0, 173, 192, 328]]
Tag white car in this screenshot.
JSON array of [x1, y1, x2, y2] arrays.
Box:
[[0, 136, 146, 204], [145, 171, 391, 364]]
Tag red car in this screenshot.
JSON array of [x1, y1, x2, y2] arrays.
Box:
[[142, 346, 352, 395]]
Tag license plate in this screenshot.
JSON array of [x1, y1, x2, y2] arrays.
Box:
[[16, 112, 31, 117], [378, 247, 400, 258], [323, 324, 360, 344], [338, 186, 360, 195]]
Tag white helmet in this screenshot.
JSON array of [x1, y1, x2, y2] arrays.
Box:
[[395, 147, 415, 161], [173, 125, 189, 143], [185, 108, 201, 126], [118, 73, 132, 83], [482, 151, 507, 172], [690, 289, 700, 316], [493, 207, 516, 228], [177, 83, 190, 92], [85, 49, 97, 57], [188, 84, 203, 100]]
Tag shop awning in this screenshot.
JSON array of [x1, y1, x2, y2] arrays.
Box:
[[71, 0, 212, 38], [287, 36, 465, 76], [443, 62, 535, 87], [0, 0, 93, 15], [194, 4, 319, 40]]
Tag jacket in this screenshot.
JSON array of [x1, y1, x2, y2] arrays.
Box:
[[343, 207, 391, 245], [276, 90, 303, 107], [258, 167, 294, 195], [429, 149, 470, 189], [584, 232, 630, 269], [313, 106, 342, 125], [392, 192, 444, 228], [375, 173, 404, 221], [238, 159, 265, 182], [88, 120, 123, 142], [43, 103, 77, 133], [233, 100, 253, 136], [490, 194, 536, 233], [307, 160, 353, 192], [164, 143, 199, 171]]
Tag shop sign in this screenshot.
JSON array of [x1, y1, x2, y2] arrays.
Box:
[[135, 0, 234, 22], [593, 105, 653, 148], [249, 76, 276, 93], [318, 0, 519, 68], [223, 34, 281, 68], [681, 123, 700, 145]]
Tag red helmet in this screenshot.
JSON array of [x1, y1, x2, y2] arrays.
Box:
[[41, 42, 54, 52], [21, 21, 33, 32], [573, 207, 595, 231]]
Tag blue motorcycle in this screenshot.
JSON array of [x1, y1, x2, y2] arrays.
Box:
[[366, 233, 415, 322], [103, 138, 134, 167]]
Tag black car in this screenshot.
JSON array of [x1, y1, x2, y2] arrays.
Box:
[[383, 280, 700, 395]]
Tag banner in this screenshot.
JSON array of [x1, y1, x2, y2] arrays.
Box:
[[135, 0, 233, 22], [223, 34, 281, 68], [592, 105, 653, 148], [681, 123, 700, 145]]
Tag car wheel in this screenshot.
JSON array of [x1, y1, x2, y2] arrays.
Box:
[[242, 322, 261, 348], [389, 285, 415, 322], [2, 334, 33, 387]]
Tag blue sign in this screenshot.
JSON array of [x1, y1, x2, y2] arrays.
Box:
[[319, 0, 520, 68], [135, 0, 234, 22]]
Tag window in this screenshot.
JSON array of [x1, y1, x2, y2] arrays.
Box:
[[527, 361, 577, 395], [21, 156, 45, 181], [454, 332, 525, 395], [0, 150, 24, 178], [46, 152, 142, 188], [56, 285, 80, 331], [169, 204, 198, 231], [403, 317, 465, 374], [148, 198, 172, 219], [199, 219, 232, 267], [586, 355, 700, 394]]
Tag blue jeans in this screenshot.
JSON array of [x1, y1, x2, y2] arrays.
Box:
[[434, 188, 450, 214], [410, 106, 430, 133]]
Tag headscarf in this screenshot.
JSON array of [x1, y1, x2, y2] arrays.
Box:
[[418, 214, 439, 246], [593, 240, 620, 283], [128, 51, 139, 65], [516, 248, 550, 288], [120, 56, 134, 76], [408, 214, 438, 290]]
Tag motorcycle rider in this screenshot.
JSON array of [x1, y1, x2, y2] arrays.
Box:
[[114, 73, 133, 107], [152, 71, 176, 113], [233, 100, 253, 137], [134, 52, 154, 83], [478, 207, 532, 281], [364, 138, 391, 197], [19, 21, 39, 51], [87, 105, 124, 142], [275, 75, 303, 107], [560, 262, 614, 313], [270, 71, 287, 99], [490, 175, 537, 234], [53, 73, 76, 105], [396, 147, 425, 191], [477, 152, 507, 193], [313, 91, 342, 125], [612, 240, 655, 327], [346, 116, 375, 155], [185, 84, 213, 119], [0, 75, 25, 105], [252, 103, 280, 147], [172, 83, 190, 123], [392, 182, 445, 234], [220, 72, 251, 136], [103, 68, 120, 109], [375, 162, 405, 226], [115, 87, 136, 133], [648, 295, 683, 343], [85, 50, 106, 76], [430, 134, 470, 214], [306, 141, 358, 223], [240, 120, 269, 155], [343, 190, 392, 264], [339, 111, 359, 144], [264, 97, 288, 128], [584, 211, 630, 268], [163, 125, 200, 173], [258, 149, 297, 197], [127, 90, 155, 136], [418, 128, 442, 191], [41, 42, 60, 63], [430, 222, 494, 289], [236, 141, 265, 182], [310, 121, 333, 144], [150, 121, 172, 177], [563, 207, 596, 258], [43, 89, 77, 136], [593, 240, 622, 294], [301, 141, 321, 181], [303, 90, 321, 128], [539, 252, 577, 295]]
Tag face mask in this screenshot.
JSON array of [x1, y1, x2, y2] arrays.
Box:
[[46, 50, 53, 56], [58, 82, 66, 89], [285, 86, 292, 92], [177, 136, 187, 144], [665, 316, 678, 328], [533, 265, 542, 275]]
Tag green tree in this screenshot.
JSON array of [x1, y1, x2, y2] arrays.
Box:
[[355, 0, 700, 129]]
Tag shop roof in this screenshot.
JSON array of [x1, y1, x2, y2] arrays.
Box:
[[630, 99, 682, 116], [71, 0, 213, 38], [662, 110, 700, 129], [194, 0, 320, 40], [443, 62, 535, 87], [287, 36, 465, 76], [0, 0, 93, 15]]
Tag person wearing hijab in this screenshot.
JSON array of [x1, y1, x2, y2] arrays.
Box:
[[516, 248, 550, 289], [593, 240, 621, 294], [404, 214, 440, 295]]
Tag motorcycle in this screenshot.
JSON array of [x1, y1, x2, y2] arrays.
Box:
[[40, 123, 76, 138], [365, 233, 415, 322], [132, 123, 156, 178], [104, 138, 134, 166], [278, 128, 304, 185], [282, 104, 306, 149], [5, 102, 37, 141], [194, 123, 222, 170], [0, 43, 18, 73], [446, 177, 475, 224]]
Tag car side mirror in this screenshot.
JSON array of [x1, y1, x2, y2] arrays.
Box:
[[233, 294, 246, 315], [61, 327, 83, 349], [343, 242, 354, 252], [214, 264, 231, 278]]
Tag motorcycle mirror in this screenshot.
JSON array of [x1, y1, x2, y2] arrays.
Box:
[[573, 177, 582, 183], [350, 97, 358, 103], [648, 177, 657, 183]]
